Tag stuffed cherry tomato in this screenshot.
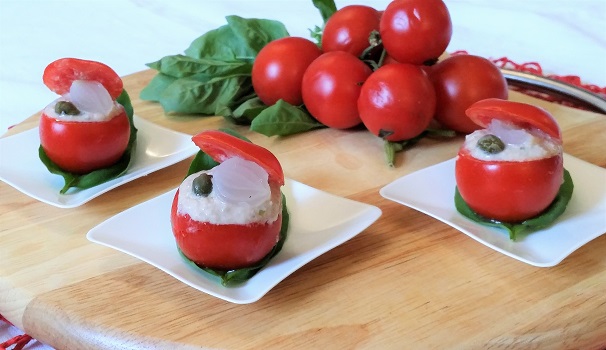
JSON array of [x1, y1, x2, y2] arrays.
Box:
[[39, 58, 130, 174], [171, 130, 284, 270], [455, 99, 564, 223]]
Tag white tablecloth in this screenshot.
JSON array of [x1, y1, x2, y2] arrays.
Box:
[[0, 0, 604, 348]]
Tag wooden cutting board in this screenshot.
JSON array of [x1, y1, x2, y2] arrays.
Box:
[[1, 69, 605, 349]]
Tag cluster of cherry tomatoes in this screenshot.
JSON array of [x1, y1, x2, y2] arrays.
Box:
[[251, 0, 508, 141]]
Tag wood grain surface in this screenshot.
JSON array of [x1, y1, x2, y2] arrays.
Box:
[[1, 69, 605, 349]]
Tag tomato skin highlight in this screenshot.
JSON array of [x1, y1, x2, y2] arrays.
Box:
[[171, 190, 282, 270], [380, 0, 452, 65], [191, 130, 284, 186], [39, 108, 130, 174], [429, 55, 508, 134], [302, 51, 372, 129], [358, 63, 436, 141], [455, 149, 563, 223], [43, 58, 124, 99], [252, 37, 322, 106], [321, 5, 381, 57]]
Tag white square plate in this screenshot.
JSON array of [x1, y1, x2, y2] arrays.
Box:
[[380, 154, 606, 267], [87, 179, 382, 303], [0, 116, 198, 208]]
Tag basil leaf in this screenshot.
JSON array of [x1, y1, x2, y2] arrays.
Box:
[[181, 130, 289, 286], [251, 99, 325, 136], [225, 15, 290, 60], [312, 0, 337, 24], [157, 75, 253, 115], [185, 152, 218, 178], [139, 73, 177, 102], [233, 97, 268, 122], [454, 169, 574, 241], [147, 54, 253, 79], [184, 15, 288, 61], [39, 89, 138, 194], [143, 16, 288, 116], [218, 97, 268, 125]]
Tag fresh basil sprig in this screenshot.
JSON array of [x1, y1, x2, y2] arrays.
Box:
[[454, 169, 574, 241], [180, 129, 290, 286], [39, 89, 138, 194], [140, 15, 288, 116]]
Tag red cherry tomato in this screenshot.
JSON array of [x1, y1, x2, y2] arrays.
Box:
[[171, 190, 282, 270], [191, 130, 284, 186], [429, 54, 508, 134], [39, 109, 130, 174], [380, 0, 452, 65], [455, 99, 564, 222], [174, 130, 284, 270], [43, 58, 124, 100], [466, 98, 562, 140], [358, 63, 436, 141], [252, 37, 322, 106], [301, 51, 372, 129], [321, 5, 381, 57], [456, 150, 563, 223]]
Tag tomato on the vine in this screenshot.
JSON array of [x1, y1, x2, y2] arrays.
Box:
[[321, 5, 381, 57], [252, 37, 322, 106], [358, 63, 436, 141], [379, 0, 452, 65], [39, 58, 130, 174], [455, 99, 564, 223], [302, 51, 372, 129], [429, 54, 508, 133], [172, 130, 284, 270]]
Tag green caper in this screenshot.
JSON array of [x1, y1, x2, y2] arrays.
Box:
[[192, 173, 213, 197], [477, 134, 506, 154], [54, 101, 80, 116]]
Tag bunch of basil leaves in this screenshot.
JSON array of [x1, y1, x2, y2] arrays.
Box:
[[139, 2, 342, 137], [179, 129, 289, 286], [39, 90, 137, 194]]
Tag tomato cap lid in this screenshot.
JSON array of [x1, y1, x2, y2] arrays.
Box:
[[192, 130, 284, 186], [465, 98, 562, 140], [43, 58, 123, 100]]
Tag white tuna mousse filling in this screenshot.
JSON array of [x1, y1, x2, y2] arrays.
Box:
[[177, 157, 281, 225], [464, 119, 562, 161], [44, 80, 122, 122]]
